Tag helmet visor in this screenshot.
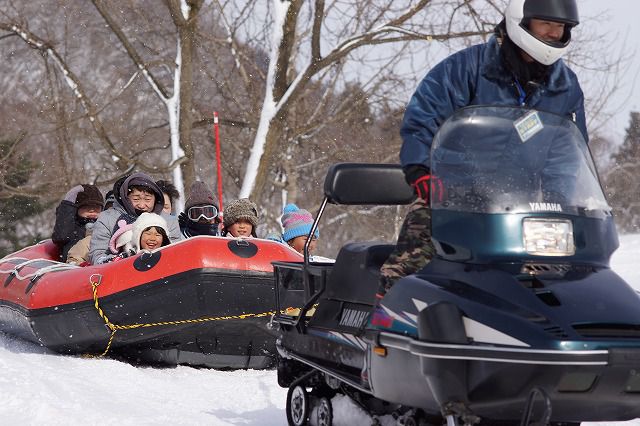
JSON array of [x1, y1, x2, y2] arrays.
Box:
[[188, 205, 219, 221], [523, 0, 579, 27]]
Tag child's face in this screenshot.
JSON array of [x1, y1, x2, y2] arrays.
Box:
[[228, 219, 253, 237], [128, 189, 155, 213], [162, 193, 172, 214], [78, 205, 102, 220], [140, 226, 164, 250], [288, 235, 317, 255]]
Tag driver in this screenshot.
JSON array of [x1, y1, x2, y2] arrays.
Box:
[[378, 0, 587, 297]]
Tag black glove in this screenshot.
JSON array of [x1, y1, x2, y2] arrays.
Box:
[[404, 165, 443, 203], [111, 250, 133, 262], [178, 212, 189, 228]]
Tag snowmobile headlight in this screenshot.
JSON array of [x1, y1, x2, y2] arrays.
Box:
[[523, 218, 575, 256]]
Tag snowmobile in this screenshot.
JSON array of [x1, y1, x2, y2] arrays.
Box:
[[272, 106, 640, 425]]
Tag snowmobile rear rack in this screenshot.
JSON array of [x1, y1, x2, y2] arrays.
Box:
[[274, 163, 415, 330]]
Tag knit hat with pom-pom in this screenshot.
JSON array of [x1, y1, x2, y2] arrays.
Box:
[[281, 204, 318, 242]]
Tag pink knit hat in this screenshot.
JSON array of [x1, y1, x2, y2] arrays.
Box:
[[109, 219, 134, 254]]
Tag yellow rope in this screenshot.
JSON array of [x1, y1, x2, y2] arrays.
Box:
[[86, 274, 309, 358]]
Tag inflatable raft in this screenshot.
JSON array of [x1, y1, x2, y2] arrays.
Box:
[[0, 236, 302, 369]]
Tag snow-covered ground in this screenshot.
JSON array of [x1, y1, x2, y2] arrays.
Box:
[[2, 235, 640, 425]]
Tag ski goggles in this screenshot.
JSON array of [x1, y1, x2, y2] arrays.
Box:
[[187, 205, 219, 221]]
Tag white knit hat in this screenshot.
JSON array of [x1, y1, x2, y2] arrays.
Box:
[[131, 213, 169, 252]]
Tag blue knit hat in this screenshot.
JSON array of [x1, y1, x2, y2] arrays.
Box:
[[281, 204, 319, 242]]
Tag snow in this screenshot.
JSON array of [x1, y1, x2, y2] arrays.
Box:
[[180, 0, 190, 20], [1, 234, 640, 425]]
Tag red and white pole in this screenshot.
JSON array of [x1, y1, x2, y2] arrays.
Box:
[[214, 111, 224, 214]]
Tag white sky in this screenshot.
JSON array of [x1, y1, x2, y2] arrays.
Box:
[[581, 0, 640, 139]]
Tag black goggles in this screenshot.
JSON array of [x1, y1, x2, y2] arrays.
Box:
[[187, 205, 219, 221]]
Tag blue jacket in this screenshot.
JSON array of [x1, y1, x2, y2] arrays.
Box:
[[400, 36, 587, 170]]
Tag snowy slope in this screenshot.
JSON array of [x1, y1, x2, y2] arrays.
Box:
[[1, 235, 640, 425]]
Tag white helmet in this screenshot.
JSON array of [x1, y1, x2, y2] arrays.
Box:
[[505, 0, 579, 65]]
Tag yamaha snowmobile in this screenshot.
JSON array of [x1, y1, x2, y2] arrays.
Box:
[[272, 106, 640, 425]]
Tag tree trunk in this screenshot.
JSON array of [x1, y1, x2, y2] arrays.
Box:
[[178, 23, 196, 189], [251, 114, 287, 202]]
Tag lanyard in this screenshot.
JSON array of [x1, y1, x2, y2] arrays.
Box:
[[514, 78, 527, 106], [514, 79, 526, 106]]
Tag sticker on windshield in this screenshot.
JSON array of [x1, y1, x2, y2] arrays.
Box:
[[514, 111, 544, 143]]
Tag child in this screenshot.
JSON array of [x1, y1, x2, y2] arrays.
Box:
[[156, 179, 180, 215], [221, 198, 259, 238], [52, 184, 104, 262], [132, 213, 170, 252], [103, 190, 115, 210], [89, 173, 182, 264], [67, 189, 117, 266], [280, 204, 319, 255], [178, 181, 221, 237]]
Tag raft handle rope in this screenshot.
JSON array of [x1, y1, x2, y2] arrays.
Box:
[[87, 274, 308, 358], [0, 258, 78, 282]]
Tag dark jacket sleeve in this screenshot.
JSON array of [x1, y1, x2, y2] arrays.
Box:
[[51, 201, 83, 246], [400, 47, 479, 170]]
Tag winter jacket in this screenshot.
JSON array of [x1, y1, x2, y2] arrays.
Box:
[[88, 173, 182, 264], [400, 35, 587, 171], [51, 201, 91, 262]]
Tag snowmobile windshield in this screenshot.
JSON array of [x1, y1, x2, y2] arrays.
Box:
[[430, 106, 610, 216]]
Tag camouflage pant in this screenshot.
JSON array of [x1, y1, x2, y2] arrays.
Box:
[[378, 198, 435, 295]]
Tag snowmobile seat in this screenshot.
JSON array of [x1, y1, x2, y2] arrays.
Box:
[[304, 242, 392, 332], [321, 242, 393, 305]]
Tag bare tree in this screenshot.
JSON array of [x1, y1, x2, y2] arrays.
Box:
[[0, 0, 632, 253], [231, 0, 494, 200], [90, 0, 207, 205]]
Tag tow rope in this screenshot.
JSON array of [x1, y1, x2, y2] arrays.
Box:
[[87, 273, 289, 358]]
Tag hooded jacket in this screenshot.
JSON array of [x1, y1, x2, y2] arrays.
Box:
[[88, 173, 182, 264], [400, 34, 587, 171]]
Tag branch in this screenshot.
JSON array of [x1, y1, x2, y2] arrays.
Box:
[[0, 131, 26, 164], [212, 0, 253, 87], [270, 0, 490, 117], [310, 0, 324, 61], [0, 22, 129, 167], [274, 0, 303, 100], [192, 116, 253, 129], [91, 0, 170, 101]]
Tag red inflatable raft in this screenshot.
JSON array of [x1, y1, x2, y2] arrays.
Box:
[[0, 236, 302, 369]]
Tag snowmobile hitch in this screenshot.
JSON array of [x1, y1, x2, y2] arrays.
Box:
[[519, 387, 552, 426], [441, 402, 480, 426]]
